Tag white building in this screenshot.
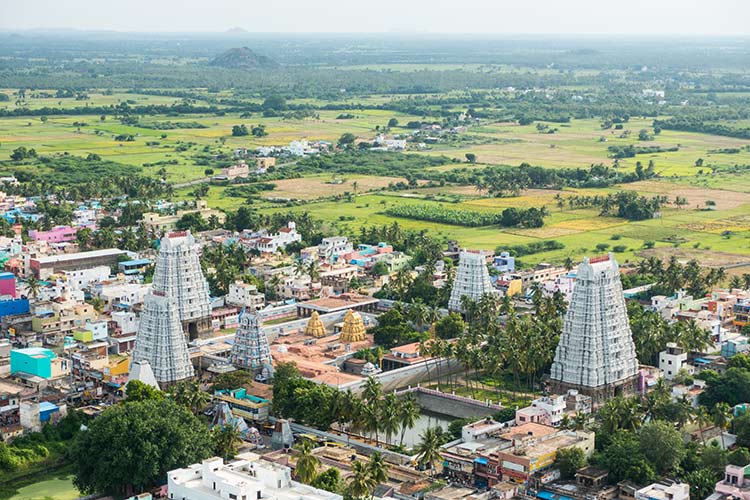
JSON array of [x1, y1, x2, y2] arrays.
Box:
[[112, 311, 140, 336], [130, 291, 194, 385], [659, 343, 690, 380], [73, 208, 97, 226], [448, 250, 496, 312], [635, 481, 688, 500], [461, 418, 506, 442], [151, 231, 213, 339], [95, 282, 151, 309], [83, 320, 108, 341], [254, 222, 302, 254], [226, 282, 265, 311], [318, 236, 353, 263], [60, 265, 111, 291], [515, 395, 569, 427], [550, 254, 639, 404], [168, 453, 342, 500]]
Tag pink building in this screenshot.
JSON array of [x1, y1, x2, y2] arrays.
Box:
[[714, 463, 750, 500], [0, 273, 15, 298], [28, 225, 91, 243]]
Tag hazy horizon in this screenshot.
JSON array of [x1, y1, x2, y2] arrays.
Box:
[[2, 0, 749, 36]]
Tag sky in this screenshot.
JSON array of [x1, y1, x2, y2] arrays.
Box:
[[2, 0, 749, 36]]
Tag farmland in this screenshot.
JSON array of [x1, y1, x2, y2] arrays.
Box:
[[2, 33, 750, 269]]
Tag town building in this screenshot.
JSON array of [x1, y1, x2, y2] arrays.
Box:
[[151, 231, 212, 340], [550, 254, 639, 405], [29, 225, 88, 244], [117, 258, 152, 277], [142, 200, 226, 234], [226, 281, 265, 311], [449, 250, 495, 312], [214, 388, 270, 423], [0, 273, 16, 298], [636, 481, 689, 500], [10, 347, 69, 380], [59, 265, 110, 291], [318, 236, 353, 263], [659, 343, 690, 380], [492, 252, 515, 273], [20, 400, 66, 432], [510, 264, 568, 291], [253, 222, 302, 254], [256, 157, 276, 171], [130, 291, 194, 386], [168, 453, 342, 500], [220, 161, 250, 180], [30, 248, 128, 279], [516, 395, 566, 427], [711, 463, 750, 500]]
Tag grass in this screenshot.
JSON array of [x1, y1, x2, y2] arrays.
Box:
[[0, 466, 80, 500], [260, 188, 750, 267], [3, 87, 750, 267]]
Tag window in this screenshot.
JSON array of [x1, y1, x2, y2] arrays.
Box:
[[230, 494, 237, 500]]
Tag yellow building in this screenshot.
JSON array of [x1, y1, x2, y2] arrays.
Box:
[[103, 356, 130, 381], [339, 309, 367, 343], [304, 311, 326, 338]]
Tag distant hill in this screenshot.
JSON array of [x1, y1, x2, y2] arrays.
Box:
[[225, 27, 248, 34], [209, 47, 278, 69]]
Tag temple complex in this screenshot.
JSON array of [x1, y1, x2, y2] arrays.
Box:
[[448, 250, 495, 312], [152, 231, 212, 340], [549, 254, 639, 404], [230, 310, 273, 377], [130, 291, 194, 386], [304, 311, 326, 338], [339, 309, 367, 343]]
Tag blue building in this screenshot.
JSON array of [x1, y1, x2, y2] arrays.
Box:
[[492, 252, 515, 273], [117, 258, 152, 276], [0, 298, 30, 319]]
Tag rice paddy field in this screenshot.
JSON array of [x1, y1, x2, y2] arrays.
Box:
[[3, 85, 750, 268]]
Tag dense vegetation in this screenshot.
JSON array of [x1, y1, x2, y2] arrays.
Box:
[[384, 204, 547, 228]]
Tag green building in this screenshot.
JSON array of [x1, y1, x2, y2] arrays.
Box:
[[10, 347, 58, 379]]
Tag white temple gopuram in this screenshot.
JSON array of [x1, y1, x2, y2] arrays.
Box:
[[549, 254, 639, 404]]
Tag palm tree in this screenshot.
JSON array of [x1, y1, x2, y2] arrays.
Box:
[[408, 300, 428, 331], [89, 296, 106, 315], [414, 427, 443, 476], [307, 259, 321, 298], [362, 402, 381, 446], [563, 257, 574, 271], [381, 394, 400, 446], [398, 394, 421, 446], [363, 377, 382, 404], [25, 275, 41, 299], [213, 424, 243, 461], [730, 276, 743, 290], [170, 380, 209, 415], [713, 402, 732, 450], [366, 453, 388, 495], [694, 406, 711, 445], [347, 460, 376, 500], [294, 440, 321, 484]]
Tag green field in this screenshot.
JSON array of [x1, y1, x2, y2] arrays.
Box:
[[0, 470, 80, 500], [3, 82, 750, 267]]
